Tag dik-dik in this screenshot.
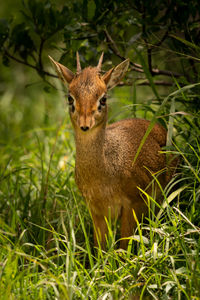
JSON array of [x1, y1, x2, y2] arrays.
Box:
[[49, 53, 174, 249]]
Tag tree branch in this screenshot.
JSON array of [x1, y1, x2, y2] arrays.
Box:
[[38, 37, 45, 70], [104, 29, 183, 78], [141, 4, 153, 75], [155, 28, 170, 47], [118, 80, 174, 87], [3, 48, 57, 78], [104, 29, 145, 72]]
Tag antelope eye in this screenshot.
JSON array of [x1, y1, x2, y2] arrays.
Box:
[[68, 95, 74, 105], [100, 96, 107, 106]]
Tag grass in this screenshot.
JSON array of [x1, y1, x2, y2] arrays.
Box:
[[0, 64, 200, 299]]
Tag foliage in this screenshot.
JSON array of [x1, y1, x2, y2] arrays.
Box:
[[0, 0, 200, 299], [1, 0, 200, 85]]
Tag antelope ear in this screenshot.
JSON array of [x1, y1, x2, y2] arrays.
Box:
[[48, 55, 75, 84], [102, 59, 130, 90]]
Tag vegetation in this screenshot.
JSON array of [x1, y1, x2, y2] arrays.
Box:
[[0, 0, 200, 299]]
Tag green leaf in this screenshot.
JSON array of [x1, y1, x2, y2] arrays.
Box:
[[0, 19, 9, 49], [170, 34, 200, 52], [9, 23, 36, 59], [88, 0, 96, 20]]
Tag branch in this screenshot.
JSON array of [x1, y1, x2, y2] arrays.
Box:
[[64, 34, 97, 41], [155, 28, 170, 47], [141, 5, 153, 75], [38, 37, 45, 70], [104, 29, 122, 58], [3, 48, 57, 78], [104, 29, 183, 78], [150, 68, 182, 78], [118, 80, 174, 87], [137, 80, 174, 86], [104, 29, 143, 71]]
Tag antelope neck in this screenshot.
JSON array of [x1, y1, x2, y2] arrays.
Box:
[[75, 125, 106, 169]]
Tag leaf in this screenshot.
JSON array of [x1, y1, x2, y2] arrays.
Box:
[[166, 97, 175, 147], [175, 267, 187, 274], [128, 32, 142, 46], [157, 186, 188, 220], [88, 0, 96, 20], [173, 207, 200, 233], [43, 86, 51, 93], [9, 23, 36, 59], [0, 18, 10, 48], [130, 235, 149, 245], [170, 34, 200, 52], [2, 55, 10, 67]]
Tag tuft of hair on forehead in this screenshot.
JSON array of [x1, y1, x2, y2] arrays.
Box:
[[76, 67, 100, 83], [69, 66, 106, 98]]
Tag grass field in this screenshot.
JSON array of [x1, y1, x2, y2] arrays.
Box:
[[0, 64, 200, 299]]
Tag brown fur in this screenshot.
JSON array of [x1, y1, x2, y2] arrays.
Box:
[[49, 56, 177, 249]]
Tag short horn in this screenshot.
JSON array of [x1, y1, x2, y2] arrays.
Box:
[[97, 52, 104, 71], [76, 52, 82, 74]]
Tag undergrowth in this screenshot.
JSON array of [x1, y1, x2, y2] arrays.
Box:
[[0, 70, 200, 299]]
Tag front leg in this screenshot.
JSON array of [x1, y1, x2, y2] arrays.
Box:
[[120, 200, 148, 249], [91, 212, 108, 249]]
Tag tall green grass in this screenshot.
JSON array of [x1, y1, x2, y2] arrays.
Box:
[[0, 62, 200, 299]]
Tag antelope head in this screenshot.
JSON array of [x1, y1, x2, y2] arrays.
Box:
[[49, 53, 129, 132]]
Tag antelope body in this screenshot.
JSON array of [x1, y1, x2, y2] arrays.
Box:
[[49, 53, 173, 249]]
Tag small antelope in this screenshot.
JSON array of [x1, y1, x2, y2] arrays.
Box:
[[49, 53, 174, 249]]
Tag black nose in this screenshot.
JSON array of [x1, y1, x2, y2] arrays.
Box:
[[80, 126, 89, 132]]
